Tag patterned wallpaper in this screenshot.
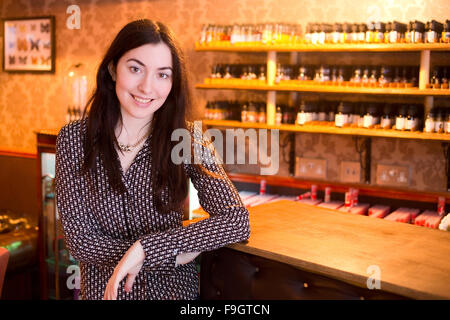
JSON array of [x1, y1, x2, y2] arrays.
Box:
[[0, 0, 449, 192]]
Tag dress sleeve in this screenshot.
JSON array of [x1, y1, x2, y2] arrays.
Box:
[[55, 124, 134, 268], [139, 122, 250, 270]]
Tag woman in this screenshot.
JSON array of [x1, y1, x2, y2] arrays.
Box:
[[55, 19, 250, 300]]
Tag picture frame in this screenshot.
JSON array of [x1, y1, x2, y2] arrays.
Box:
[[2, 16, 55, 73]]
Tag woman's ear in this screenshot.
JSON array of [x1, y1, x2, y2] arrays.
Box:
[[108, 61, 116, 81]]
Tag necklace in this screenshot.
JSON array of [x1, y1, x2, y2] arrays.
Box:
[[118, 130, 150, 152]]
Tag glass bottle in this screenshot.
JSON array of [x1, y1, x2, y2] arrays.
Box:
[[363, 104, 379, 129], [441, 67, 449, 89], [445, 112, 450, 134], [358, 104, 365, 128], [405, 105, 419, 131], [335, 102, 351, 128], [296, 101, 307, 126], [358, 23, 367, 43], [442, 20, 450, 43], [361, 67, 370, 87], [258, 103, 266, 123], [412, 20, 425, 43], [332, 23, 342, 44], [247, 102, 257, 123], [426, 20, 443, 43], [275, 105, 283, 125], [337, 68, 345, 85], [369, 68, 378, 87], [395, 105, 408, 131], [431, 67, 440, 89], [374, 22, 385, 43], [435, 108, 444, 133], [351, 103, 361, 127], [405, 21, 413, 43], [351, 66, 362, 86], [258, 65, 266, 81], [378, 66, 390, 88], [366, 21, 375, 43], [424, 108, 436, 133], [241, 103, 248, 122], [381, 104, 394, 129]]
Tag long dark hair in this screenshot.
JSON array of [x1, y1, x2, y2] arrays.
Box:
[[82, 19, 190, 214]]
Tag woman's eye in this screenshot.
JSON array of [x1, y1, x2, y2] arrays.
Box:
[[130, 66, 141, 73], [159, 73, 171, 79]]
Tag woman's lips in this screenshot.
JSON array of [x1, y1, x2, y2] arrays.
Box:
[[131, 94, 154, 106]]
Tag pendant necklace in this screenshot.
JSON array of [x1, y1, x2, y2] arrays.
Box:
[[117, 121, 152, 152]]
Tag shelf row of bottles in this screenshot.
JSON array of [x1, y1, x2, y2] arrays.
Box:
[[198, 19, 450, 46], [204, 100, 450, 134], [208, 63, 426, 88]]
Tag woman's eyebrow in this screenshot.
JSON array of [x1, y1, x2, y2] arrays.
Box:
[[126, 58, 146, 67], [126, 58, 172, 72]]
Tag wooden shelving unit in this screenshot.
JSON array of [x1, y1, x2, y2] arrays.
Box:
[[196, 82, 450, 96], [202, 119, 450, 142], [195, 38, 450, 192], [195, 41, 450, 52]]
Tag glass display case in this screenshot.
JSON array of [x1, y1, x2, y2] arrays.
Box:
[[37, 130, 79, 300]]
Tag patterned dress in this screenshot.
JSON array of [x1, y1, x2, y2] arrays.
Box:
[[55, 118, 250, 300]]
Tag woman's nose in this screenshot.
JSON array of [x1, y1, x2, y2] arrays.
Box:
[[137, 74, 154, 95]]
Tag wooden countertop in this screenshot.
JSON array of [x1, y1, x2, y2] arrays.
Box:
[[219, 200, 450, 300]]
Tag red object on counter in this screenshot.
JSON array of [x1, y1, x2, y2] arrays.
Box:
[[352, 188, 359, 206], [297, 192, 311, 200], [415, 210, 443, 229], [339, 203, 370, 215], [344, 192, 352, 208], [437, 197, 446, 216], [384, 208, 420, 224], [311, 185, 318, 200], [260, 179, 266, 195], [324, 187, 331, 203], [368, 205, 390, 219]]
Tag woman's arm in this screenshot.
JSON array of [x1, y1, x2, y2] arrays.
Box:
[[138, 122, 250, 271]]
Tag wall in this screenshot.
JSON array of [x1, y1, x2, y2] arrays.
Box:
[[0, 0, 449, 192]]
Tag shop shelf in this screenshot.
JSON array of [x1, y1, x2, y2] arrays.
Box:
[[202, 119, 450, 142]]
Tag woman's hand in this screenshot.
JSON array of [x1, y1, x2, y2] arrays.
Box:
[[104, 240, 145, 300], [175, 251, 201, 266]]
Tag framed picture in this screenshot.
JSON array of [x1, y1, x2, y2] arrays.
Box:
[[2, 16, 55, 73]]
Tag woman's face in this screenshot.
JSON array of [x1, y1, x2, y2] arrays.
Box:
[[113, 42, 173, 122]]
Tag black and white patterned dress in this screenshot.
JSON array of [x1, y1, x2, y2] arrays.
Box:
[[55, 118, 250, 300]]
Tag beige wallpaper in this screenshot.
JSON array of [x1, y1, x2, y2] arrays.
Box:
[[0, 0, 449, 192]]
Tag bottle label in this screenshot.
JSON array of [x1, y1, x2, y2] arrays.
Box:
[[424, 119, 435, 133], [435, 121, 443, 132], [297, 112, 307, 125], [396, 117, 405, 130], [241, 111, 248, 122], [427, 31, 436, 43], [445, 121, 450, 133], [363, 115, 373, 128], [381, 118, 392, 129], [335, 114, 347, 127], [414, 32, 422, 43], [276, 113, 282, 125], [389, 31, 398, 43]]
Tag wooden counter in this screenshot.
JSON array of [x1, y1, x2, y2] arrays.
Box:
[[218, 200, 450, 300]]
